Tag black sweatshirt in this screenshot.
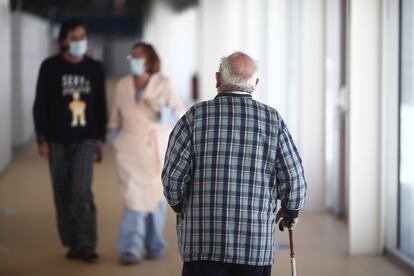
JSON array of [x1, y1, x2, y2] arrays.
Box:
[[33, 54, 107, 144]]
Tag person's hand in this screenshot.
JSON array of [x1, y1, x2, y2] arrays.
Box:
[[276, 208, 298, 231], [38, 142, 49, 158], [94, 143, 103, 163]]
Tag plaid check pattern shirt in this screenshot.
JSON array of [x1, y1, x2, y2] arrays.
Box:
[[162, 92, 307, 266]]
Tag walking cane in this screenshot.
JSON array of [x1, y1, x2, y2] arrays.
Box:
[[288, 227, 297, 276]]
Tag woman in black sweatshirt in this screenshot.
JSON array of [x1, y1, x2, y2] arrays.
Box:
[[32, 18, 107, 263]]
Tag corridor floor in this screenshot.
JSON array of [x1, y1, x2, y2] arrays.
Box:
[[0, 143, 410, 276]]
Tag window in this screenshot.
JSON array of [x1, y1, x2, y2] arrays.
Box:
[[399, 0, 414, 261]]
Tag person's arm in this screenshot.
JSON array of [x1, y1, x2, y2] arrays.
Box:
[[33, 61, 49, 157], [275, 118, 307, 228], [93, 64, 108, 162], [95, 63, 108, 143], [166, 81, 186, 119], [162, 113, 193, 213]]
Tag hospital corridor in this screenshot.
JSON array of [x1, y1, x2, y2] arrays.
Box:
[[1, 0, 414, 275]]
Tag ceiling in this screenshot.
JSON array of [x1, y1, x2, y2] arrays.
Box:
[[9, 0, 198, 36]]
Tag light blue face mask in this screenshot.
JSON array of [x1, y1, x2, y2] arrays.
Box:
[[68, 40, 88, 57], [130, 58, 146, 76]]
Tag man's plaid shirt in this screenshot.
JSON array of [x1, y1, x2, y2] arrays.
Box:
[[162, 92, 307, 266]]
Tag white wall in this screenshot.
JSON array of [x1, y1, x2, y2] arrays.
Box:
[[266, 0, 289, 120], [299, 0, 326, 212], [348, 0, 382, 255], [199, 0, 243, 101], [0, 2, 11, 171], [199, 0, 271, 103], [12, 12, 51, 149], [199, 0, 302, 124], [286, 0, 301, 134], [144, 0, 199, 106], [198, 0, 327, 212], [241, 0, 268, 104]]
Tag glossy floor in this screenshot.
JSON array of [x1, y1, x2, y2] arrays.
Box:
[[0, 143, 410, 276]]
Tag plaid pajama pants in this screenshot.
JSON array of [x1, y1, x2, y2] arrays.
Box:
[[48, 139, 97, 250]]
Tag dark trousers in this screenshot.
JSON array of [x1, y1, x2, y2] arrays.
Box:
[[182, 261, 272, 276], [48, 139, 97, 250]]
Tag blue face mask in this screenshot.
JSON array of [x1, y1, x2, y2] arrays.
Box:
[[68, 40, 88, 57], [130, 58, 146, 76]]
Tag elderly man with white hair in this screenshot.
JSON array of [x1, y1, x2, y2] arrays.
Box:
[[162, 52, 307, 276]]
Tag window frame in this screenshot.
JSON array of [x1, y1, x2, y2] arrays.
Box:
[[383, 0, 414, 270]]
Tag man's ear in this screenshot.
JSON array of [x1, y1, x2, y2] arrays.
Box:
[[216, 72, 221, 89]]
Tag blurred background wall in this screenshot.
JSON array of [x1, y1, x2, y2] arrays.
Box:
[[11, 12, 51, 150]]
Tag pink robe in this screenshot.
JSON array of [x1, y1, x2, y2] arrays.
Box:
[[108, 73, 185, 212]]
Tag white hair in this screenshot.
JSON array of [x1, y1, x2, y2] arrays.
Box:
[[219, 53, 258, 92]]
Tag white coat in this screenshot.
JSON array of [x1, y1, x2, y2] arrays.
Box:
[[108, 73, 185, 212]]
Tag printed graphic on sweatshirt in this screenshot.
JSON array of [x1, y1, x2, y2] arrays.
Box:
[[69, 92, 87, 127], [62, 74, 91, 95]]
